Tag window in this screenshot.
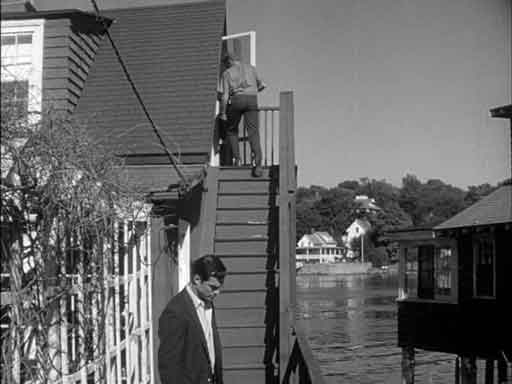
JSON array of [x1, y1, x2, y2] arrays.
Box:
[[435, 248, 452, 297], [417, 245, 435, 299], [473, 234, 495, 298], [403, 247, 418, 298], [400, 242, 456, 302], [1, 80, 29, 120], [1, 19, 44, 122]]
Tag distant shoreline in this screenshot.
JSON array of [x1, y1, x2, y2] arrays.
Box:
[[297, 262, 399, 275]]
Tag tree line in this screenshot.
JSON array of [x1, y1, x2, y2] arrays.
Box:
[[296, 175, 508, 266]]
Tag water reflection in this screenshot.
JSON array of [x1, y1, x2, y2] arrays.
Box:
[[296, 273, 466, 384]]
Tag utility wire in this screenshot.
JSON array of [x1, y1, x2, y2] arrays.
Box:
[[90, 0, 188, 187]]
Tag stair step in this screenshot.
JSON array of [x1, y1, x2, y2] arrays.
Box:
[[219, 167, 274, 180], [215, 224, 268, 239], [217, 209, 272, 223], [223, 272, 276, 291], [218, 255, 276, 273], [216, 307, 266, 327], [216, 290, 267, 308], [224, 365, 267, 384], [215, 239, 269, 254], [219, 326, 266, 346], [223, 345, 266, 365], [218, 194, 273, 209], [219, 180, 273, 194]]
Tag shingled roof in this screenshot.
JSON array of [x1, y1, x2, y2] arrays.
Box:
[[75, 0, 226, 160], [435, 184, 512, 230]]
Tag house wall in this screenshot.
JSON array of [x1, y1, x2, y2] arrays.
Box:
[[397, 225, 512, 359], [43, 16, 104, 112]]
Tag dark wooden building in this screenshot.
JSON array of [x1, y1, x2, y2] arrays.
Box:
[[391, 105, 512, 383]]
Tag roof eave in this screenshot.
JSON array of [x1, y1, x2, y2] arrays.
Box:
[[1, 9, 113, 27]]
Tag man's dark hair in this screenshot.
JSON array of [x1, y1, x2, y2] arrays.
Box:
[[191, 255, 227, 283], [222, 51, 238, 65]]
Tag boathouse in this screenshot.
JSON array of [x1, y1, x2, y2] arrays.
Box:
[[391, 104, 512, 383], [1, 1, 325, 383]]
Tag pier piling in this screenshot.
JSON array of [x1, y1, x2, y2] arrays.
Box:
[[401, 347, 415, 384], [460, 356, 477, 384]]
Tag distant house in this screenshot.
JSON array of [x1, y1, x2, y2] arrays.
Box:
[[343, 218, 371, 258], [296, 231, 343, 263], [354, 195, 381, 214]]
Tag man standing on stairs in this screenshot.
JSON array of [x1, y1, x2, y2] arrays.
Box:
[[218, 52, 266, 177], [158, 255, 227, 384]]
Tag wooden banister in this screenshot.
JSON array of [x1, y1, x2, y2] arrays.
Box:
[[282, 326, 326, 384]]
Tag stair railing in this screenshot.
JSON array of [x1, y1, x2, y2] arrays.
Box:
[[282, 326, 327, 384]]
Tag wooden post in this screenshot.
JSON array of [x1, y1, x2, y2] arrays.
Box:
[[279, 91, 295, 382], [485, 359, 494, 384], [498, 357, 508, 384], [401, 347, 415, 384], [455, 356, 460, 384], [461, 356, 477, 384]]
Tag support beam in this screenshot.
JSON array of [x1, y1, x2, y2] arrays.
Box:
[[498, 358, 508, 384], [461, 356, 477, 384], [401, 347, 415, 384], [485, 359, 494, 384]]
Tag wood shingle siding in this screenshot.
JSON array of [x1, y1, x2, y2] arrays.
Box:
[[75, 1, 226, 158], [41, 15, 106, 113]]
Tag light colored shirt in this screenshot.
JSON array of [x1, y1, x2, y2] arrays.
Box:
[[218, 61, 265, 100], [186, 285, 215, 369]]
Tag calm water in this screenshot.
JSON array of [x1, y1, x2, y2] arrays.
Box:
[[296, 273, 480, 384]]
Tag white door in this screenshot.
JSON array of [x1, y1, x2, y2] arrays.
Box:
[[211, 31, 256, 166]]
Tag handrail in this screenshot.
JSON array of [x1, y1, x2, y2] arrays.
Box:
[[282, 326, 326, 384], [237, 106, 280, 166]]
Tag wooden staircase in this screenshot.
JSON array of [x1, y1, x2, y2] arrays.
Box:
[[213, 166, 279, 384]]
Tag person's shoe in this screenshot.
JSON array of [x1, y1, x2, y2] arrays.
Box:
[[252, 165, 263, 178], [233, 158, 242, 167]]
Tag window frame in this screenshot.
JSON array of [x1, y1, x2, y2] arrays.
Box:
[[472, 232, 496, 299], [1, 19, 45, 122], [398, 238, 458, 303]]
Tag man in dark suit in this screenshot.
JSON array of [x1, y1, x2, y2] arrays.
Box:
[[158, 255, 227, 384]]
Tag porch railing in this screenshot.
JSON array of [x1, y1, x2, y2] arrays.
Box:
[[282, 326, 327, 384], [237, 106, 280, 166]]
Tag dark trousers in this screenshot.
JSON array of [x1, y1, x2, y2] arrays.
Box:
[[225, 94, 262, 166]]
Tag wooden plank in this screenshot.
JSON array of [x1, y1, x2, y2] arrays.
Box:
[[219, 167, 271, 180], [224, 368, 265, 384], [278, 91, 293, 381], [216, 209, 270, 224], [215, 223, 268, 239], [214, 239, 268, 254], [223, 346, 266, 365], [219, 326, 265, 346], [218, 194, 271, 209], [223, 273, 272, 291], [215, 308, 266, 327], [215, 291, 267, 308], [219, 180, 272, 194], [198, 167, 219, 256], [219, 255, 272, 273]]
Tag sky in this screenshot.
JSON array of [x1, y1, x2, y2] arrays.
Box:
[[226, 0, 511, 189], [24, 0, 512, 189]]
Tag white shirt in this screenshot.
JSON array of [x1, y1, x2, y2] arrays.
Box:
[[186, 285, 215, 369]]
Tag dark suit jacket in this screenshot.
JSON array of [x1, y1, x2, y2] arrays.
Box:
[[158, 288, 223, 384]]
